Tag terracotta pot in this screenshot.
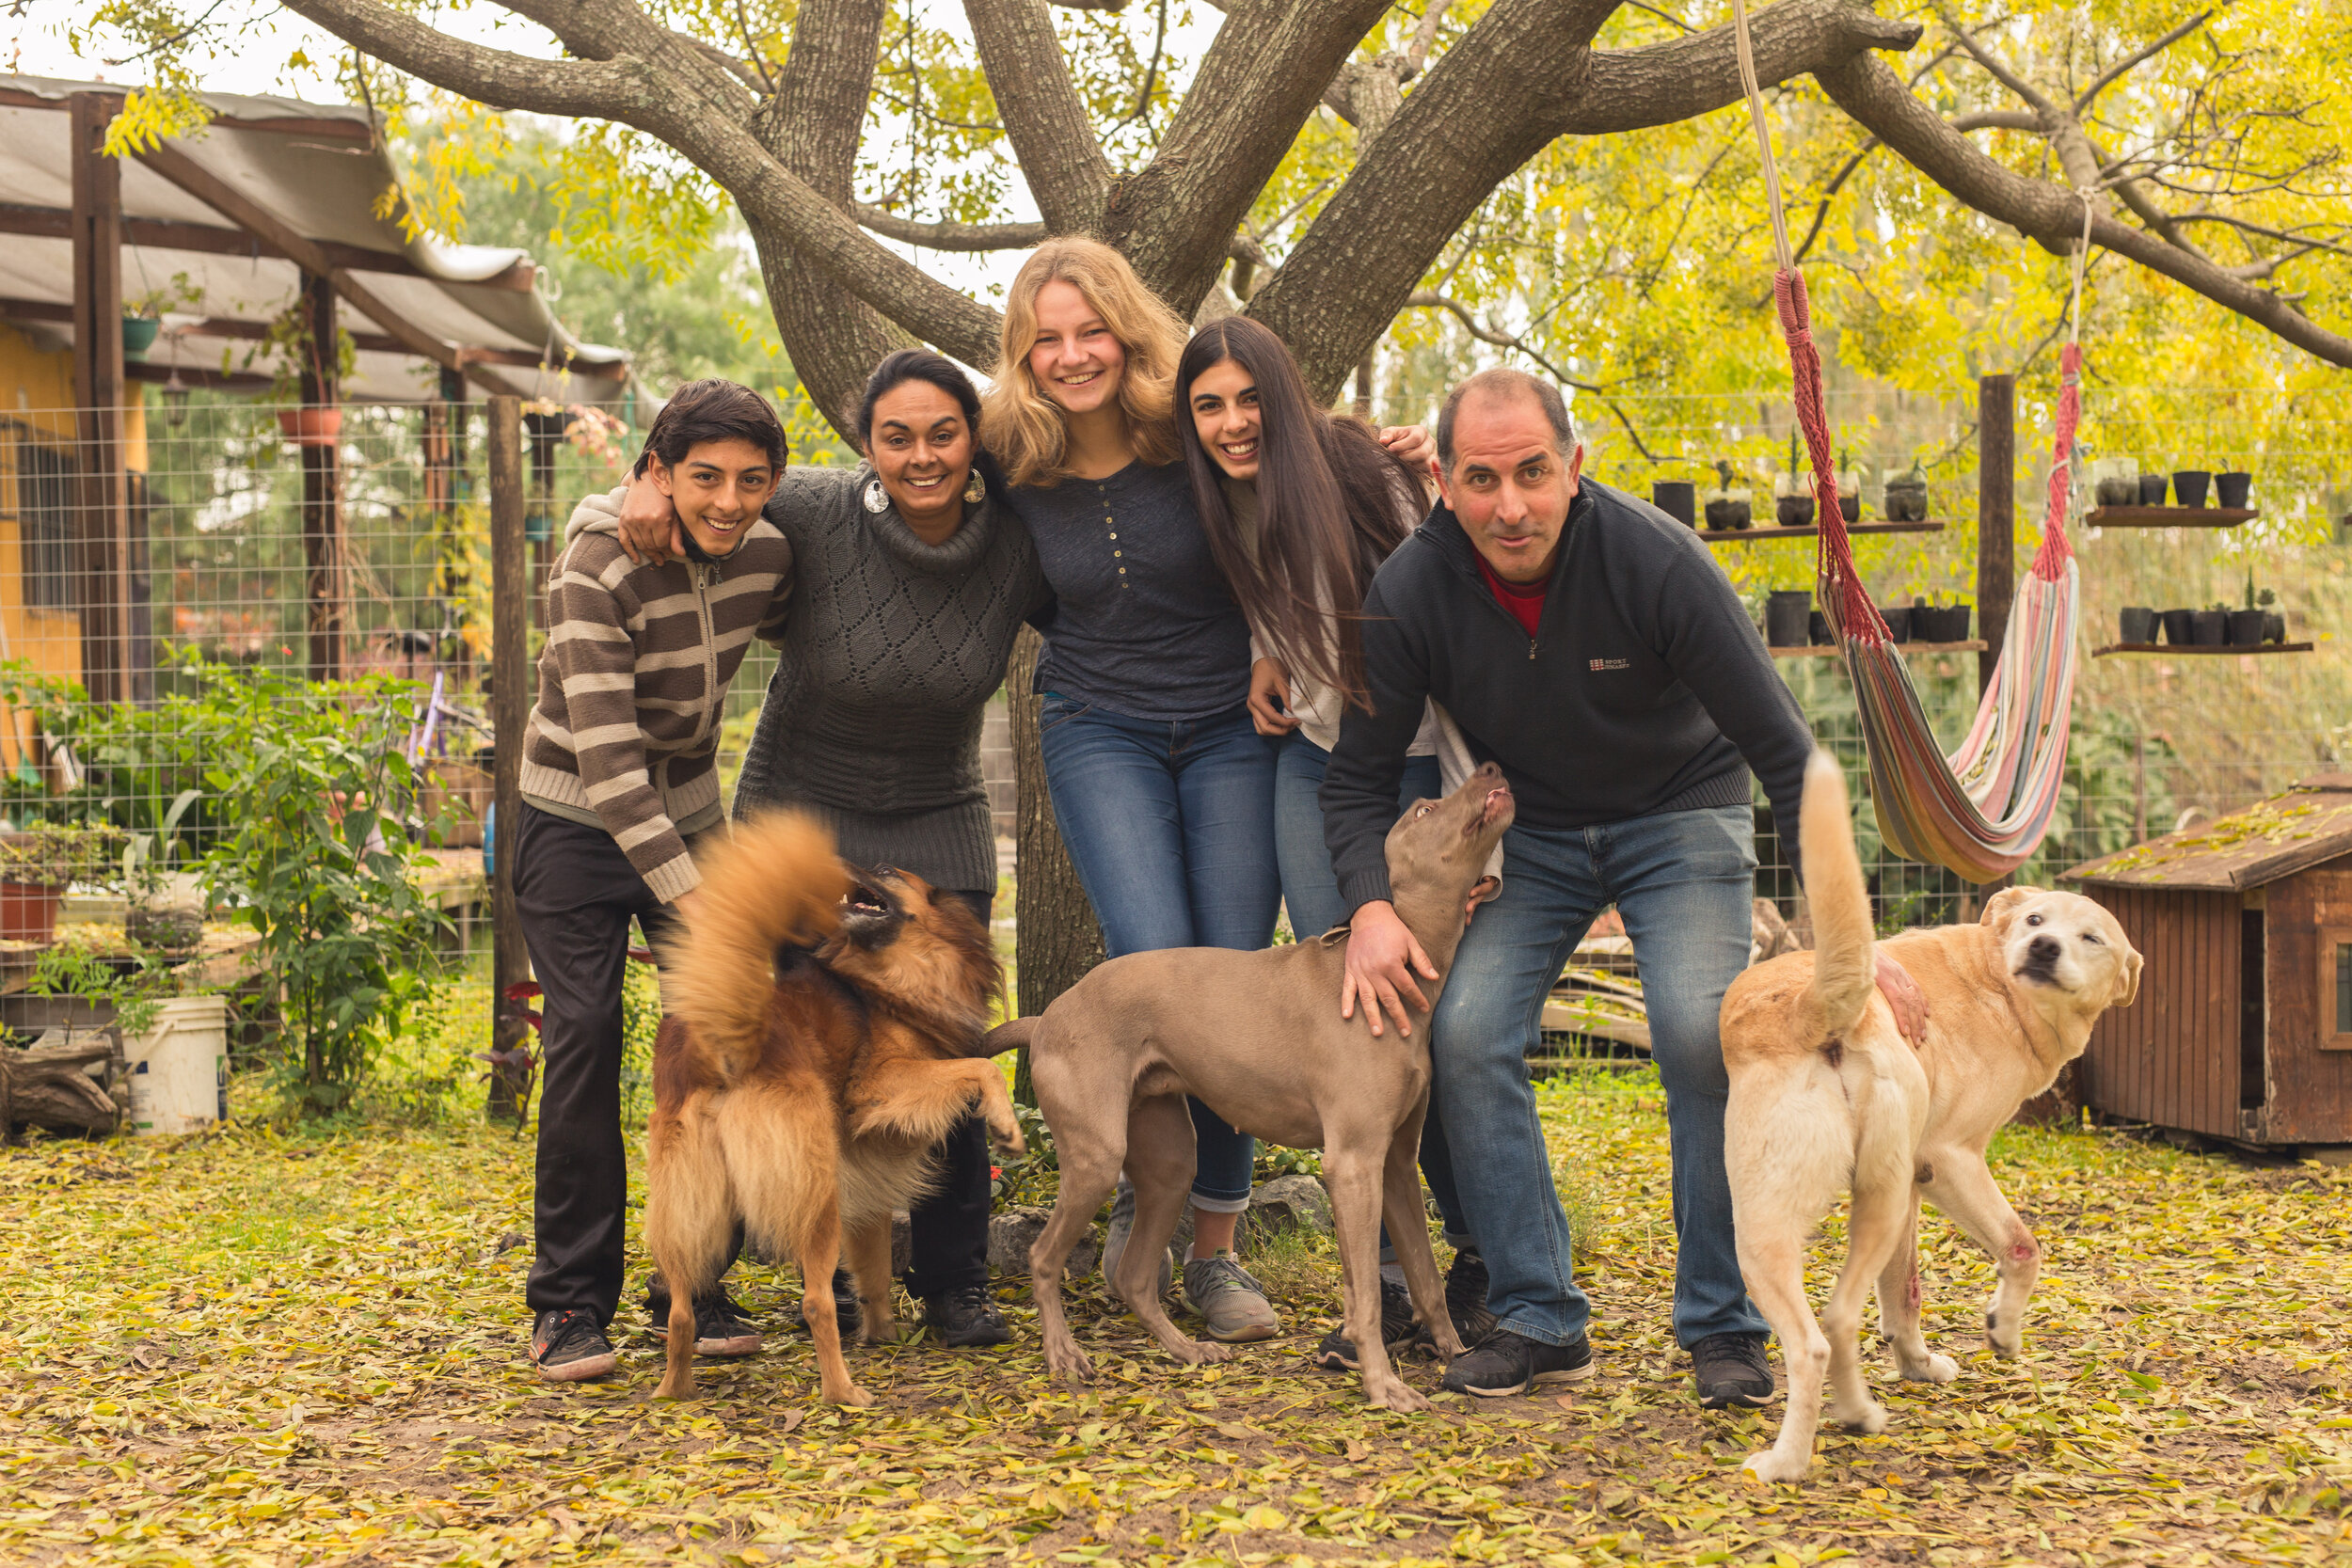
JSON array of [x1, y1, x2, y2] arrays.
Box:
[[1650, 482, 1696, 529], [2216, 471, 2252, 509], [2227, 609, 2266, 647], [2160, 609, 2195, 645], [2119, 607, 2156, 644], [277, 407, 344, 448], [2172, 469, 2211, 508], [0, 880, 63, 942], [1764, 591, 1812, 647]]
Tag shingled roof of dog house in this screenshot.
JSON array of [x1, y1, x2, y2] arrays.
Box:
[[0, 76, 628, 697], [2061, 775, 2352, 1153]]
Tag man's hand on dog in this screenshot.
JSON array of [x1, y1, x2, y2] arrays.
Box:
[[1875, 950, 1929, 1045], [617, 468, 688, 564], [1341, 900, 1438, 1038]]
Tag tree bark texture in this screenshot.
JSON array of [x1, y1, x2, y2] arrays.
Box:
[[0, 1037, 123, 1139], [1005, 627, 1103, 1099]]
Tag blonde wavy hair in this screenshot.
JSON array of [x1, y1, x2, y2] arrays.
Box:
[[981, 237, 1188, 489]]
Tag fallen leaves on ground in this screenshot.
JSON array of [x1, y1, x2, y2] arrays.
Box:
[[3, 1063, 2347, 1566]]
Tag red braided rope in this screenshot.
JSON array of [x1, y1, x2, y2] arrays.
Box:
[[2031, 344, 2080, 581], [1774, 269, 1886, 642]]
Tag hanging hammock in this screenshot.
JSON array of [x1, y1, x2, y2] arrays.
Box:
[[1728, 0, 2086, 883]]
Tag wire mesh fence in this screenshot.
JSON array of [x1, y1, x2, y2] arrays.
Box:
[[3, 388, 2345, 952]]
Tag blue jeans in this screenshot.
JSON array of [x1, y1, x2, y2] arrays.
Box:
[[1274, 734, 1443, 943], [1039, 694, 1279, 1211], [1419, 803, 1767, 1349]]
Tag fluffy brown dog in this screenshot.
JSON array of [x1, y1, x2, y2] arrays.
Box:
[[646, 814, 1023, 1405], [1722, 752, 2142, 1482]]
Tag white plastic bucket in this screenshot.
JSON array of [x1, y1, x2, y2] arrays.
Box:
[[125, 996, 230, 1134]]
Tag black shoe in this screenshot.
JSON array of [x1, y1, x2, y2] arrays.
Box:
[[1439, 1327, 1596, 1398], [1691, 1332, 1774, 1408], [790, 1269, 864, 1337], [530, 1308, 617, 1383], [1311, 1275, 1425, 1371], [1444, 1249, 1498, 1343], [647, 1291, 763, 1357], [924, 1283, 1010, 1348]]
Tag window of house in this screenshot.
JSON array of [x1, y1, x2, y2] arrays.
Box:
[[18, 439, 78, 611]]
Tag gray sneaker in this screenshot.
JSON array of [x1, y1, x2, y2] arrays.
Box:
[[1180, 1250, 1279, 1342], [1098, 1179, 1172, 1299]]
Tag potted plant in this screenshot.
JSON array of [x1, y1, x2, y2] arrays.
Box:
[[1772, 433, 1814, 527], [2173, 468, 2212, 508], [2119, 606, 2157, 644], [1651, 480, 1696, 529], [2160, 607, 2196, 645], [2137, 471, 2168, 506], [122, 787, 206, 952], [0, 824, 125, 942], [2091, 457, 2137, 509], [248, 303, 358, 447], [1883, 603, 1914, 642], [2227, 573, 2274, 647], [1835, 451, 1862, 523], [122, 273, 200, 364], [2191, 602, 2228, 644], [1702, 460, 1752, 531], [1764, 590, 1812, 647], [1883, 460, 1930, 523], [2216, 466, 2253, 510], [2264, 594, 2286, 644], [1807, 609, 1835, 645]]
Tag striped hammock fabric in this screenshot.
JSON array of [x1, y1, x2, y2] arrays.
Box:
[[1776, 269, 2081, 883]]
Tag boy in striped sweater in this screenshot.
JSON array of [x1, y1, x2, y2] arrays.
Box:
[[516, 380, 793, 1382]]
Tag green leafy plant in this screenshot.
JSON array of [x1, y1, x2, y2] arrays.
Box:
[[24, 936, 181, 1038], [0, 824, 126, 889], [195, 663, 447, 1117], [245, 299, 358, 403]]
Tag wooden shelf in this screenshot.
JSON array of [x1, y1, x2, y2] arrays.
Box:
[[1769, 640, 1985, 658], [2086, 506, 2257, 528], [1700, 519, 1947, 543], [2092, 641, 2312, 657]]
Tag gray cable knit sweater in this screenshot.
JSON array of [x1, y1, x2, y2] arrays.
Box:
[[730, 466, 1051, 894]]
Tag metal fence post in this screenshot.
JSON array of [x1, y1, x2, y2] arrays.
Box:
[[487, 395, 532, 1120]]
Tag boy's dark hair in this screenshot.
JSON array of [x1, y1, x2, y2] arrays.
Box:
[[1434, 368, 1576, 473], [632, 379, 788, 478]]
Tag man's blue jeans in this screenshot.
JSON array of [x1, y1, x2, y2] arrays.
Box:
[[1419, 802, 1769, 1349], [1039, 693, 1279, 1212]]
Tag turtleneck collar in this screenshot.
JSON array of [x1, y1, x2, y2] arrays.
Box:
[[856, 464, 996, 577]]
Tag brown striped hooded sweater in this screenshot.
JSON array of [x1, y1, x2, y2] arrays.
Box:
[[519, 488, 792, 902]]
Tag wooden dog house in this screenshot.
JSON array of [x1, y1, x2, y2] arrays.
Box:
[[2061, 775, 2352, 1153]]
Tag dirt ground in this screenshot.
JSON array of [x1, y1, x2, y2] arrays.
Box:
[[3, 1071, 2347, 1566]]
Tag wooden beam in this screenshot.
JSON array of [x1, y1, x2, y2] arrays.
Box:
[[69, 93, 132, 706], [0, 202, 535, 288], [0, 87, 375, 142], [486, 394, 532, 1114], [121, 359, 275, 392], [297, 270, 345, 683], [1977, 373, 2015, 697]]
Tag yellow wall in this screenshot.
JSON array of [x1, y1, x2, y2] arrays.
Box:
[[0, 321, 92, 763]]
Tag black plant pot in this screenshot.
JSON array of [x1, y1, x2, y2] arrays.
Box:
[[1652, 481, 1696, 529], [1776, 494, 1815, 528], [1883, 606, 1913, 642], [1944, 605, 1972, 642], [2227, 609, 2266, 646], [2173, 469, 2211, 508], [2160, 608, 2196, 645], [2265, 611, 2285, 643], [1883, 482, 1929, 523], [1704, 498, 1753, 531], [2119, 607, 2157, 644], [2191, 610, 2227, 645], [1765, 591, 1813, 648], [1809, 610, 1836, 645], [1838, 494, 1860, 523], [2137, 473, 2168, 506], [2216, 471, 2252, 510]]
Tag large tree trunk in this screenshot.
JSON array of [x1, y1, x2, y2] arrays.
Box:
[[1005, 626, 1102, 1102]]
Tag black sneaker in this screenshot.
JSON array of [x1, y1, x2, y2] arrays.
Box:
[[647, 1291, 763, 1357], [530, 1308, 617, 1383], [1444, 1249, 1499, 1344], [1439, 1327, 1596, 1398], [924, 1283, 1011, 1348], [1311, 1275, 1425, 1370], [1691, 1332, 1774, 1408]]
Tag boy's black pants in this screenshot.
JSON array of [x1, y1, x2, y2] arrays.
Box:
[[513, 801, 992, 1325]]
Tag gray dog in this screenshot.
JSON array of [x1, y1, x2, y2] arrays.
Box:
[[985, 762, 1517, 1410]]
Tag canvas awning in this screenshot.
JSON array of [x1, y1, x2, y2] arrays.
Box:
[[0, 75, 628, 404]]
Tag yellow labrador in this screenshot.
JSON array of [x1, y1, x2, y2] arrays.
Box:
[[1721, 752, 2141, 1483]]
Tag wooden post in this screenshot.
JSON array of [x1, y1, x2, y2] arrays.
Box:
[[1976, 373, 2015, 697], [69, 92, 130, 705], [297, 270, 345, 682], [487, 396, 532, 1120]]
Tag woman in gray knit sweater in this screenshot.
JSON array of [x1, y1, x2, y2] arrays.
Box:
[[613, 351, 1049, 1350]]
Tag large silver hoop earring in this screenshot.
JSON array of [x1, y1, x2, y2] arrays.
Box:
[[962, 470, 986, 504], [863, 479, 890, 514]]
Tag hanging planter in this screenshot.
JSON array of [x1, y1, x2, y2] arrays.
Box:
[[121, 316, 162, 362], [278, 407, 344, 448]]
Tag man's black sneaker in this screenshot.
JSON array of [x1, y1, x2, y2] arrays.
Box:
[[531, 1308, 618, 1383], [924, 1283, 1011, 1348], [1311, 1275, 1425, 1370], [1439, 1327, 1596, 1398], [1444, 1249, 1499, 1344], [1692, 1332, 1774, 1408], [647, 1291, 763, 1357]]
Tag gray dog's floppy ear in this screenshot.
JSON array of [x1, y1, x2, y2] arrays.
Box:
[[2110, 947, 2144, 1008], [1979, 886, 2035, 931]]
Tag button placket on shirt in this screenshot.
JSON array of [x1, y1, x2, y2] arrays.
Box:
[[1100, 481, 1126, 586]]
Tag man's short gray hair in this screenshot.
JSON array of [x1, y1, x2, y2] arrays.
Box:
[[1435, 368, 1577, 472]]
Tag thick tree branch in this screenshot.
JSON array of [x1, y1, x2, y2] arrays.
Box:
[[1948, 107, 2039, 133], [964, 0, 1114, 234], [1565, 2, 1921, 134], [855, 206, 1053, 250], [1817, 51, 2352, 368]]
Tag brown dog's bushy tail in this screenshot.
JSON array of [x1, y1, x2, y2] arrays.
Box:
[[670, 812, 852, 1082], [1800, 749, 1876, 1041]]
